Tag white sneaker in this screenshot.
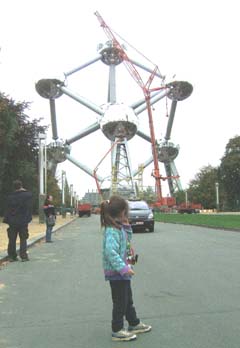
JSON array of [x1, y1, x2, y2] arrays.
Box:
[[112, 329, 137, 341], [128, 322, 152, 334]]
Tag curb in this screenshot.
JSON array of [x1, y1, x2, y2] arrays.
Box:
[[0, 217, 78, 264]]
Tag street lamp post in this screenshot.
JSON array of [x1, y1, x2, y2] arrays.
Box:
[[61, 170, 66, 218], [44, 141, 47, 195], [74, 193, 79, 214], [74, 191, 76, 215], [215, 182, 220, 212], [185, 189, 188, 207], [38, 133, 47, 223], [76, 195, 79, 213], [70, 184, 73, 215]]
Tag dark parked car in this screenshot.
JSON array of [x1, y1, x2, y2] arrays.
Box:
[[128, 200, 154, 232]]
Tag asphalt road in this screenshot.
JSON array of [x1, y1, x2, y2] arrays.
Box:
[[1, 215, 240, 348]]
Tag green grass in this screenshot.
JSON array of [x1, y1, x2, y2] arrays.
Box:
[[154, 213, 240, 230]]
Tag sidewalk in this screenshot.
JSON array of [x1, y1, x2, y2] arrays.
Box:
[[0, 214, 77, 263]]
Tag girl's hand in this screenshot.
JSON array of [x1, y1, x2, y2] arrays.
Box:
[[126, 268, 135, 276]]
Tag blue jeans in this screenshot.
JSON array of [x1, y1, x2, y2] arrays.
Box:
[[110, 280, 140, 332], [46, 223, 53, 242]]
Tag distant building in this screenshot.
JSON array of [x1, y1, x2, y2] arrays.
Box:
[[81, 190, 101, 206]]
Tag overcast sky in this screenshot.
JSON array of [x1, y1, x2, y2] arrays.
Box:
[[1, 0, 239, 199]]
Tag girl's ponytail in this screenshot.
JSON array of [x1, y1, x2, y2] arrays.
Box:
[[100, 200, 109, 227]]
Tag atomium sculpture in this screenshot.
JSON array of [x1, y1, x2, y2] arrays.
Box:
[[35, 13, 193, 201]]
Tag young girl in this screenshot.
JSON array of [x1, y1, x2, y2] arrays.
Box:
[[43, 195, 56, 243], [101, 195, 152, 342]]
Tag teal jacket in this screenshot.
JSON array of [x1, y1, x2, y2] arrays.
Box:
[[102, 223, 133, 281]]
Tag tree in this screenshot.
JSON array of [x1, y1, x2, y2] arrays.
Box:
[[0, 94, 18, 196], [64, 177, 71, 207], [0, 93, 47, 214], [219, 135, 240, 210], [141, 186, 156, 203], [187, 165, 220, 209], [173, 190, 186, 205]]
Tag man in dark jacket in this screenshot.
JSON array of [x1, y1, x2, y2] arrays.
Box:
[[3, 180, 32, 262]]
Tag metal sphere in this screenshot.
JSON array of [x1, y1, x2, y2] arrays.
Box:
[[47, 141, 71, 163], [167, 81, 193, 101], [100, 103, 139, 141], [158, 142, 179, 163], [35, 79, 64, 99], [98, 41, 124, 66]]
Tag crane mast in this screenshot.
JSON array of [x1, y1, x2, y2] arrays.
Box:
[[94, 11, 163, 201]]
